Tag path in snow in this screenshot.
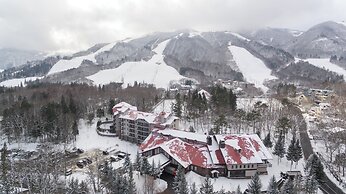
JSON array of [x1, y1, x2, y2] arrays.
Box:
[[87, 39, 185, 89], [228, 45, 277, 92]]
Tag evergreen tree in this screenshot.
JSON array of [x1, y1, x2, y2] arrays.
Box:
[[140, 157, 151, 175], [286, 135, 296, 169], [123, 153, 131, 173], [280, 178, 294, 194], [200, 176, 214, 194], [293, 139, 303, 166], [79, 180, 89, 193], [304, 175, 318, 194], [247, 172, 262, 194], [267, 176, 279, 194], [273, 131, 286, 164], [304, 154, 324, 183], [135, 151, 141, 171], [0, 143, 13, 194], [172, 93, 183, 117], [173, 165, 188, 194], [263, 132, 273, 148], [108, 98, 116, 115], [235, 185, 242, 194], [127, 162, 136, 194], [276, 117, 291, 135], [190, 182, 198, 194]]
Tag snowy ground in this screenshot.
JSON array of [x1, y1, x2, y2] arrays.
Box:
[[73, 119, 138, 161], [300, 58, 346, 79], [87, 39, 186, 89], [186, 154, 304, 192], [152, 99, 175, 114], [0, 76, 43, 87], [228, 45, 277, 92]]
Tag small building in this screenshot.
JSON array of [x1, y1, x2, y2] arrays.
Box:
[[140, 129, 272, 178]]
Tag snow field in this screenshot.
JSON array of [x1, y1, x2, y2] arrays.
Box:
[[47, 42, 118, 75], [87, 39, 186, 89], [0, 76, 43, 87], [228, 45, 277, 92], [302, 58, 346, 79]]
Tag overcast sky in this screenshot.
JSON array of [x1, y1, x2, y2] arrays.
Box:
[[0, 0, 345, 53]]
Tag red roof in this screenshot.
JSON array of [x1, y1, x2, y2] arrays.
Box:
[[140, 129, 272, 169]]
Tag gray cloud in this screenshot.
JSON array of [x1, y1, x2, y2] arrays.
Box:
[[0, 0, 345, 52]]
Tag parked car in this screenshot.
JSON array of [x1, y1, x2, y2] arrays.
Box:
[[76, 161, 85, 168], [117, 152, 126, 159], [65, 169, 72, 176]]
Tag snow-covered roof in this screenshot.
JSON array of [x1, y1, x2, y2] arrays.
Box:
[[112, 102, 137, 116], [198, 89, 211, 100], [147, 153, 170, 168], [215, 134, 273, 166], [140, 129, 272, 169], [120, 110, 158, 124]]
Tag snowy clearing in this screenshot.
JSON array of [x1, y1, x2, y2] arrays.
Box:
[[87, 39, 186, 89], [301, 58, 346, 79], [74, 119, 138, 161], [47, 42, 119, 75], [0, 69, 3, 73], [0, 76, 43, 87], [228, 45, 277, 92]]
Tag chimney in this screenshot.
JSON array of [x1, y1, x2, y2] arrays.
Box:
[[207, 136, 212, 145]]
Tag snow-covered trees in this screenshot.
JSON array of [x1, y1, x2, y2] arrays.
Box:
[[267, 176, 279, 194], [304, 174, 319, 194], [235, 185, 242, 194], [247, 172, 262, 194], [273, 131, 286, 164], [190, 182, 198, 194], [280, 178, 294, 194], [286, 132, 303, 170], [200, 176, 214, 194], [0, 143, 13, 194], [173, 165, 188, 194]]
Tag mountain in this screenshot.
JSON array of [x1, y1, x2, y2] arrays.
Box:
[[289, 21, 346, 58], [249, 21, 346, 58], [0, 48, 46, 70], [245, 27, 302, 49], [1, 23, 345, 91]]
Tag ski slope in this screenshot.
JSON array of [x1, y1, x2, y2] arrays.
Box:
[[47, 42, 119, 75], [303, 58, 346, 79], [228, 45, 277, 92], [87, 39, 185, 89], [0, 76, 43, 87]]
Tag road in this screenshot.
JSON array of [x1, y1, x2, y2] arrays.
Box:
[[295, 106, 345, 194]]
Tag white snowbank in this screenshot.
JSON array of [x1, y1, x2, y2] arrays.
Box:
[[228, 45, 277, 92], [87, 39, 185, 89], [0, 76, 43, 87]]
